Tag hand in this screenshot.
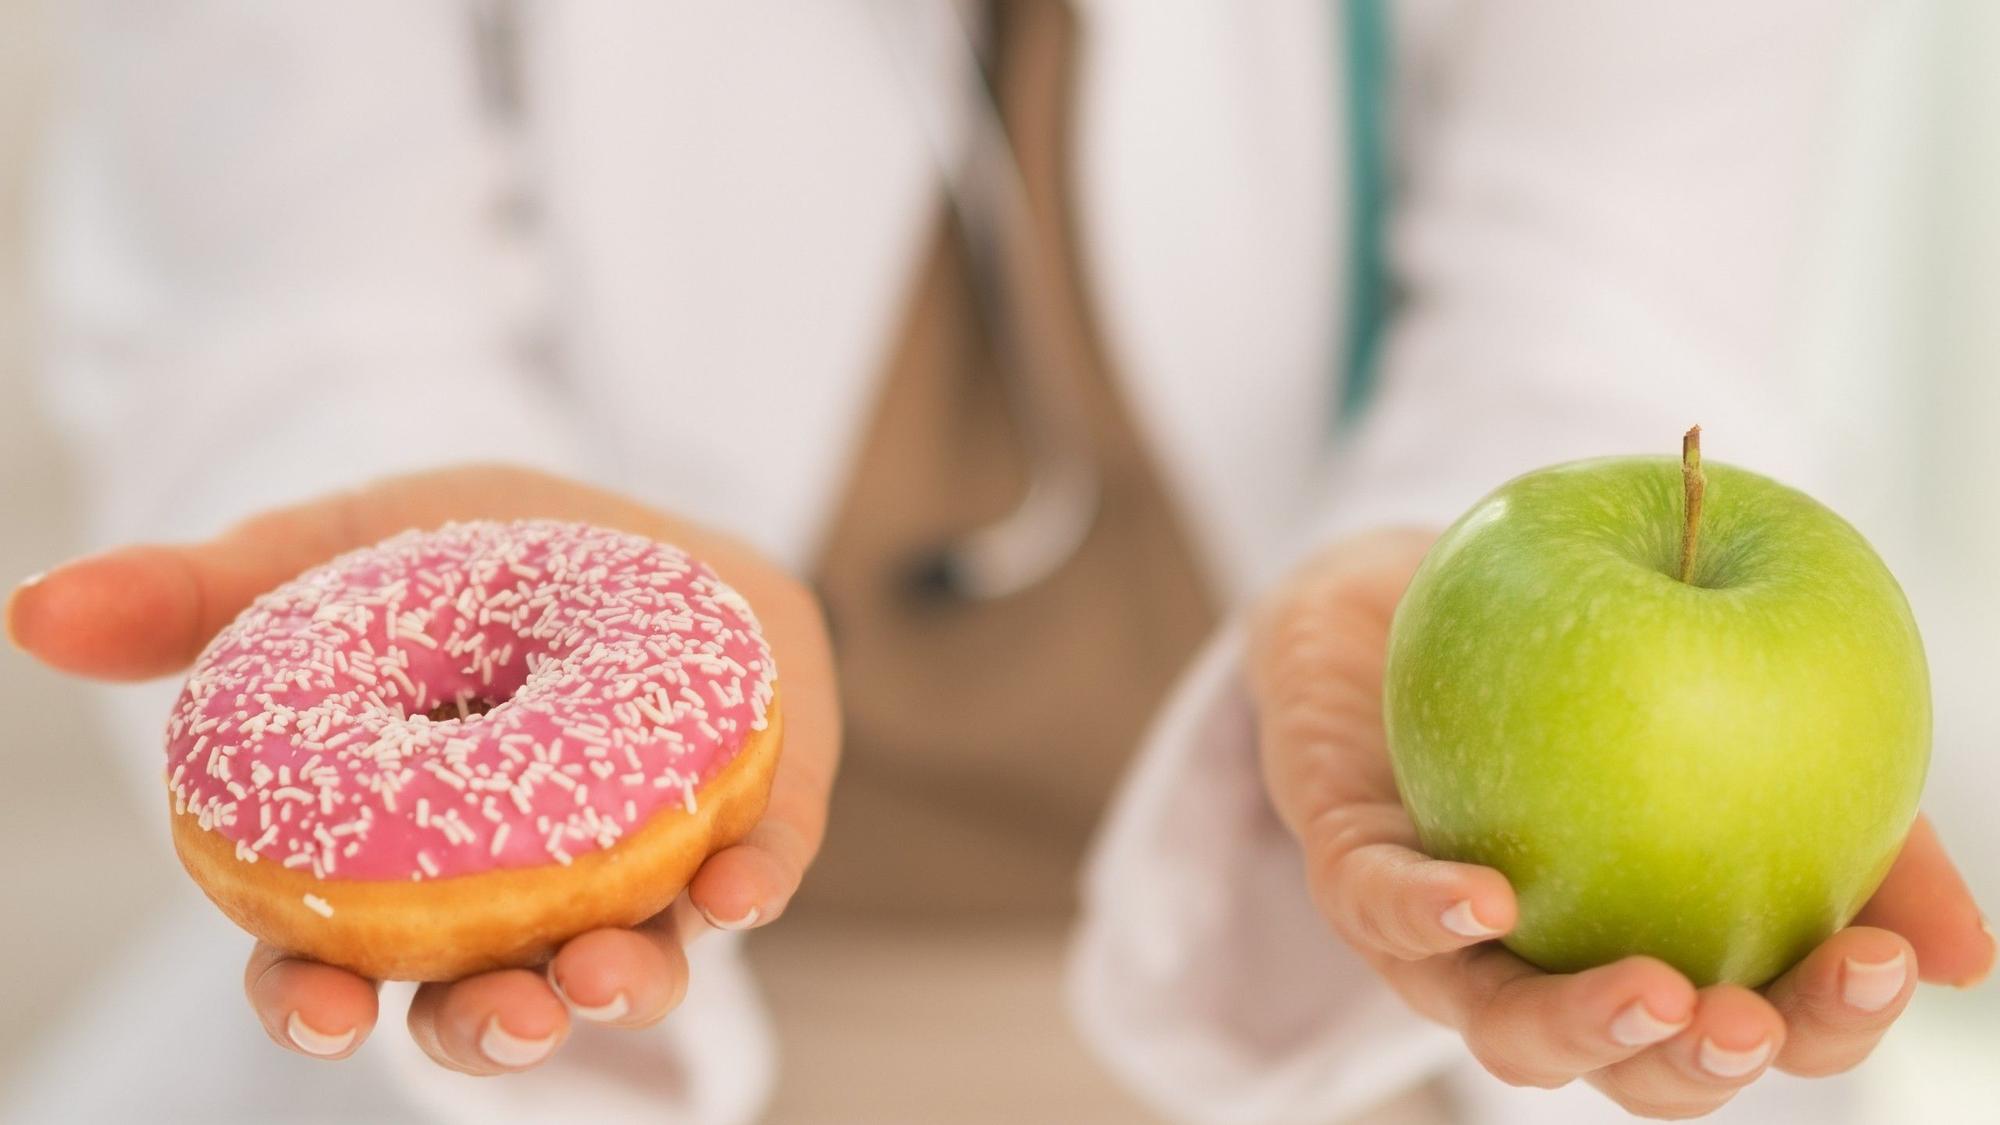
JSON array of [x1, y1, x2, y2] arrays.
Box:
[[7, 464, 840, 1074], [1249, 528, 1994, 1119]]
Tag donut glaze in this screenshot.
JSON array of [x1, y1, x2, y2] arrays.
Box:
[[166, 520, 777, 950]]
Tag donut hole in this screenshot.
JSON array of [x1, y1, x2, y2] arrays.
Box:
[[393, 628, 543, 725], [421, 695, 501, 723]]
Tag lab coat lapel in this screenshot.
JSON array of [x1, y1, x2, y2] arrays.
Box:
[[1070, 0, 1347, 599], [525, 1, 962, 571]]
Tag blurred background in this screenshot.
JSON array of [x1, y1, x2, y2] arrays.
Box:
[[0, 0, 188, 1090], [3, 1, 1999, 1123]]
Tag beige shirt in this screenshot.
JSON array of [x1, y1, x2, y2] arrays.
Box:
[[747, 3, 1216, 1118], [803, 0, 1218, 924]]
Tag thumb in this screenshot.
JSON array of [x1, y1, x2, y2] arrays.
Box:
[[7, 498, 360, 683], [6, 463, 761, 684]]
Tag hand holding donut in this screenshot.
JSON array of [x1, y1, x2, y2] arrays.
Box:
[[7, 464, 840, 1074], [1248, 529, 1993, 1119]]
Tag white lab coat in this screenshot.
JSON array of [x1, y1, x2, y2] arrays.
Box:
[[16, 1, 1964, 1123]]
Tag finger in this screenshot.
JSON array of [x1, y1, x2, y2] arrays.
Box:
[[7, 500, 360, 681], [406, 969, 570, 1075], [1854, 815, 1994, 987], [1766, 926, 1915, 1077], [1591, 984, 1785, 1119], [1455, 952, 1697, 1090], [665, 893, 715, 947], [7, 546, 242, 680], [243, 942, 379, 1061], [1302, 803, 1518, 960], [686, 581, 839, 928], [1248, 529, 1435, 830], [547, 924, 690, 1028], [686, 788, 825, 928]]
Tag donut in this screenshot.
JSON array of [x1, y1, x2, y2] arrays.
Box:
[[164, 519, 781, 980]]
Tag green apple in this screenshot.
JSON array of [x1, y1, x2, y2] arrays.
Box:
[[1383, 437, 1929, 987]]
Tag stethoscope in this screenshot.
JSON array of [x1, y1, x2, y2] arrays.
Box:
[[871, 0, 1102, 603]]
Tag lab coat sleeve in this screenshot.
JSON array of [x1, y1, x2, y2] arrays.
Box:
[[32, 7, 761, 1123], [1070, 2, 1868, 1121], [36, 3, 603, 545]]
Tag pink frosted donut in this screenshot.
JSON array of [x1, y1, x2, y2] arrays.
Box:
[[165, 520, 783, 980]]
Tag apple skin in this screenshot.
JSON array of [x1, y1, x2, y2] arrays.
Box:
[[1383, 456, 1929, 988]]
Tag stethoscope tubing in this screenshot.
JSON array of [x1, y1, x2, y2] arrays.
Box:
[[871, 0, 1102, 602]]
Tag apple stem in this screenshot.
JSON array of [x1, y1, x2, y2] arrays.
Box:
[[1680, 425, 1705, 585]]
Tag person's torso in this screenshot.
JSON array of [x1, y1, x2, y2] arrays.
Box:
[[510, 0, 1354, 596]]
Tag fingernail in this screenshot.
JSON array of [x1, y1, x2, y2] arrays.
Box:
[[478, 1017, 557, 1068], [1697, 1036, 1771, 1078], [3, 573, 42, 649], [570, 992, 630, 1022], [1609, 1001, 1688, 1047], [1439, 899, 1501, 939], [698, 904, 761, 932], [1964, 918, 1996, 988], [546, 966, 630, 1023], [286, 1011, 356, 1057], [1841, 952, 1908, 1012]]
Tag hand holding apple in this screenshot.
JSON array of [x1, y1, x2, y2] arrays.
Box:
[[1251, 516, 1992, 1117], [1385, 429, 1928, 987]]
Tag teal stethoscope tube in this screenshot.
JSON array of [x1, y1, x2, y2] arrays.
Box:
[[890, 0, 1393, 599]]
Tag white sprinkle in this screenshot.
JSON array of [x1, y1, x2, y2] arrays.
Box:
[[302, 894, 334, 918]]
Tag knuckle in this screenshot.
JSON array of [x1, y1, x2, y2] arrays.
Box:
[[1314, 853, 1424, 958], [1462, 999, 1571, 1091], [1465, 1016, 1569, 1091], [1301, 818, 1363, 891], [1304, 805, 1408, 872], [1327, 904, 1421, 963], [1251, 592, 1381, 684], [1776, 982, 1853, 1031], [1262, 692, 1378, 761], [1343, 906, 1400, 958]]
